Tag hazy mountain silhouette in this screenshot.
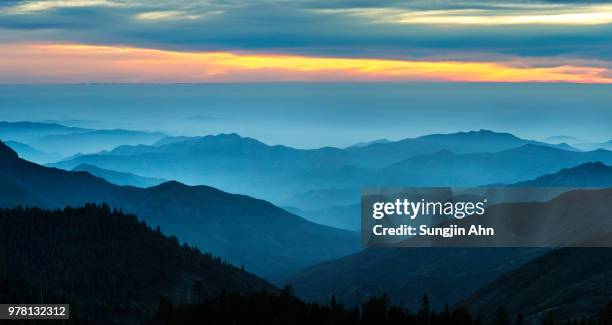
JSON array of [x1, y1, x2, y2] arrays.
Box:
[[51, 133, 367, 201], [0, 204, 274, 322], [288, 161, 612, 230], [382, 144, 612, 186], [5, 140, 61, 164], [72, 163, 167, 187], [280, 187, 361, 231], [289, 188, 612, 311], [0, 121, 166, 157], [510, 161, 612, 187], [153, 136, 194, 146], [279, 188, 359, 210], [51, 131, 585, 204], [544, 135, 582, 144], [461, 247, 612, 322], [574, 140, 612, 151], [348, 138, 390, 148], [47, 131, 607, 234], [347, 130, 576, 167], [37, 129, 166, 155], [396, 188, 612, 247], [284, 203, 360, 231], [0, 121, 88, 142], [0, 141, 359, 281]]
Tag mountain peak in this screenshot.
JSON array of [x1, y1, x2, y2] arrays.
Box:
[[474, 129, 495, 134], [579, 161, 607, 169], [218, 132, 242, 138], [462, 129, 507, 136], [554, 161, 611, 175], [510, 161, 612, 187], [510, 143, 560, 153], [417, 129, 519, 141], [0, 140, 19, 159], [156, 180, 186, 189]]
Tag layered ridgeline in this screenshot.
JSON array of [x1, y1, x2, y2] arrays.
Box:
[[51, 133, 366, 201], [0, 204, 274, 322], [510, 161, 612, 187], [287, 247, 544, 311], [0, 121, 165, 160], [344, 129, 577, 166], [278, 162, 612, 231], [49, 130, 611, 206], [0, 141, 359, 281], [72, 164, 167, 188], [289, 176, 612, 315], [285, 204, 361, 232], [5, 140, 62, 164], [573, 140, 612, 152], [0, 121, 87, 140], [461, 248, 612, 322], [380, 144, 612, 187]]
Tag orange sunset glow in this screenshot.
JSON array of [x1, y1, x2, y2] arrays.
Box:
[[1, 43, 610, 84]]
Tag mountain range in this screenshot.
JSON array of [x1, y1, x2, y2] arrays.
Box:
[[346, 130, 577, 167], [541, 134, 612, 152], [0, 121, 166, 159], [0, 141, 360, 281], [284, 153, 612, 315], [4, 140, 61, 164], [381, 144, 612, 187], [36, 129, 166, 156], [294, 162, 612, 231], [49, 131, 604, 206], [1, 121, 612, 320], [0, 121, 87, 140], [50, 133, 365, 200], [289, 188, 612, 315]]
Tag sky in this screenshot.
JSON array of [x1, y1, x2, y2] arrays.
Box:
[[0, 0, 611, 83]]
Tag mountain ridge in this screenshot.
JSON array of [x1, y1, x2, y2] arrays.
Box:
[[49, 131, 590, 204], [460, 247, 612, 321], [510, 161, 612, 187], [0, 140, 360, 281], [382, 144, 612, 186], [72, 163, 167, 187]]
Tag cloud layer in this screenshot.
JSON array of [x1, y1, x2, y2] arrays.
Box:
[[0, 0, 611, 82]]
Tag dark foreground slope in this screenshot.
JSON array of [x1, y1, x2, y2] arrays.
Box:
[[153, 288, 484, 325], [0, 205, 273, 323], [290, 188, 612, 317], [461, 247, 612, 322], [0, 141, 359, 281], [288, 247, 543, 310]]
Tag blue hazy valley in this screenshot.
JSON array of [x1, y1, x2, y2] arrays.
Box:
[[1, 83, 612, 321]]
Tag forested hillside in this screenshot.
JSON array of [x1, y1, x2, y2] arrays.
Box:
[[0, 204, 274, 323]]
